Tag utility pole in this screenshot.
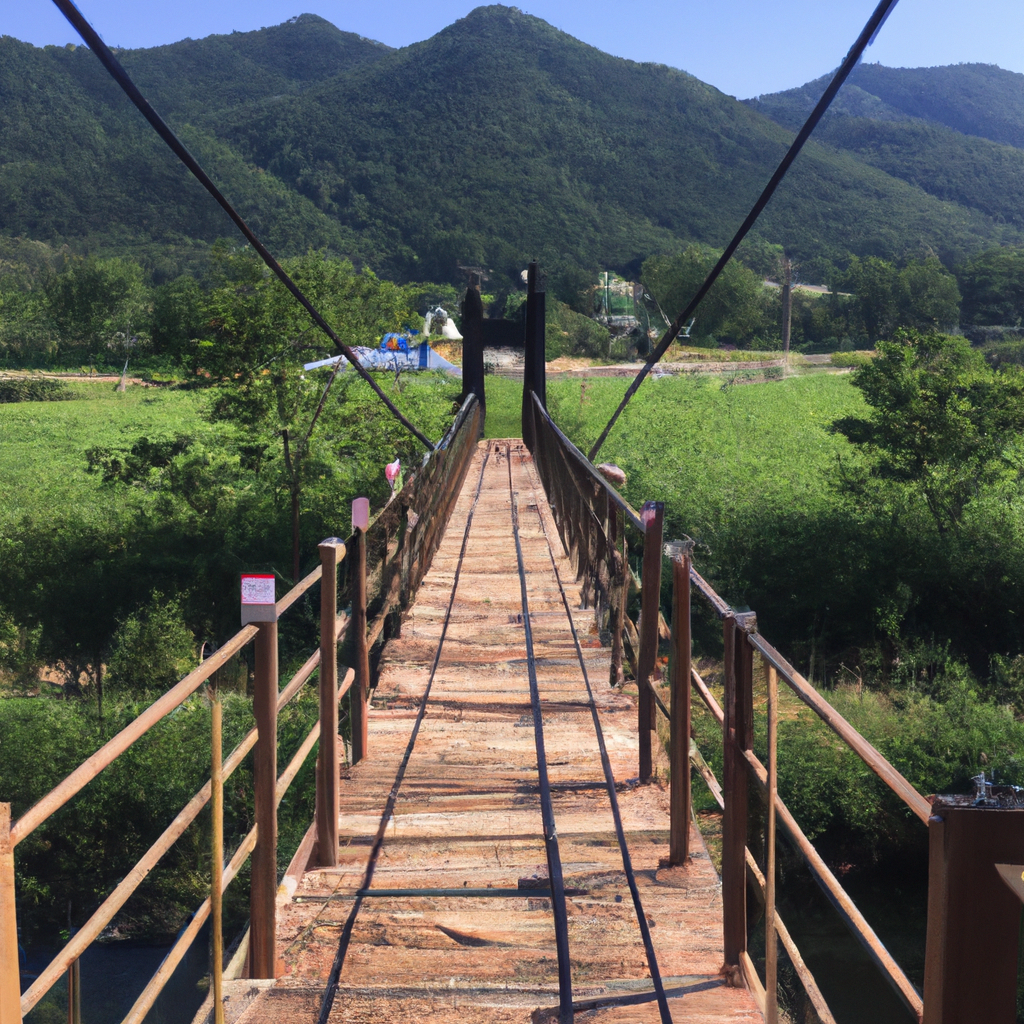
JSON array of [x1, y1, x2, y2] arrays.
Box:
[[781, 255, 792, 367]]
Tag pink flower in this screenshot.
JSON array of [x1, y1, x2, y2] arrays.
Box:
[[385, 458, 401, 487]]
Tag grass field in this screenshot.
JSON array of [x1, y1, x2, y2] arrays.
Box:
[[0, 382, 216, 530], [484, 371, 865, 519]]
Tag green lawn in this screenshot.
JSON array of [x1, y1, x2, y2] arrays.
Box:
[[0, 382, 214, 529]]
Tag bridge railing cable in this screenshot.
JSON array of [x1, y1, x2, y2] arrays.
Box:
[[49, 0, 434, 452], [587, 0, 902, 462], [3, 395, 481, 1024], [525, 390, 927, 1023]]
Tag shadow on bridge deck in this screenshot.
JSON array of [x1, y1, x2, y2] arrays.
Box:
[[230, 440, 761, 1024]]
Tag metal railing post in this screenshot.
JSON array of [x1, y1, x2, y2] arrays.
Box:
[[351, 501, 370, 765], [722, 612, 753, 969], [461, 277, 485, 425], [669, 548, 692, 864], [249, 620, 278, 979], [765, 663, 779, 1024], [923, 800, 1024, 1023], [1, 804, 21, 1024], [522, 263, 539, 449], [210, 690, 224, 1024], [66, 954, 80, 1024], [317, 539, 345, 865], [637, 501, 664, 781]]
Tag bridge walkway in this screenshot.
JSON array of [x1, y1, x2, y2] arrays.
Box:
[[249, 440, 761, 1023]]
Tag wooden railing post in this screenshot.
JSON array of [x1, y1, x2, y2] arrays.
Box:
[[637, 501, 664, 782], [1, 804, 21, 1024], [669, 547, 693, 864], [351, 501, 370, 765], [317, 539, 345, 865], [923, 800, 1024, 1024], [765, 663, 779, 1024], [722, 612, 754, 969], [210, 690, 224, 1024], [249, 620, 278, 980]]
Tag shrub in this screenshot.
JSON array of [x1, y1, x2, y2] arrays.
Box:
[[106, 593, 196, 694], [0, 376, 72, 403]]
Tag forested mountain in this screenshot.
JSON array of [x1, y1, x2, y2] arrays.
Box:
[[2, 7, 1023, 285], [747, 63, 1024, 149], [746, 64, 1024, 235]]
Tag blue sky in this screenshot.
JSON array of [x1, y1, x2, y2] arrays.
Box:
[[6, 1, 1024, 98]]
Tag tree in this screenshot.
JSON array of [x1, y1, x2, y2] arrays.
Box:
[[896, 257, 961, 332], [832, 329, 1024, 533], [842, 256, 960, 341], [191, 248, 419, 580], [43, 256, 151, 363], [106, 592, 196, 695], [843, 256, 900, 340], [641, 245, 774, 347], [957, 246, 1024, 326]]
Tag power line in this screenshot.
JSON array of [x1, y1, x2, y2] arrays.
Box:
[[50, 0, 435, 451], [587, 0, 902, 463]]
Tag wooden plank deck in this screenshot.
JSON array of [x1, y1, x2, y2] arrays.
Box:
[[246, 440, 762, 1024]]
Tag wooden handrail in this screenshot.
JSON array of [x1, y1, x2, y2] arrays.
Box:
[[748, 632, 932, 825], [739, 745, 924, 1019], [17, 636, 348, 1016], [531, 399, 930, 1022], [689, 563, 731, 619], [689, 659, 923, 1017], [118, 670, 354, 1024], [530, 392, 646, 533], [121, 823, 258, 1024], [11, 623, 259, 846]]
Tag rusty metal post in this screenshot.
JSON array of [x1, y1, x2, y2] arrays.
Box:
[[351, 523, 370, 766], [0, 804, 20, 1024], [637, 501, 664, 781], [317, 539, 345, 866], [669, 548, 692, 864], [66, 955, 80, 1024], [461, 277, 485, 426], [923, 800, 1024, 1024], [249, 620, 278, 980], [765, 663, 779, 1024], [210, 691, 224, 1024], [722, 613, 752, 969], [522, 262, 540, 450]]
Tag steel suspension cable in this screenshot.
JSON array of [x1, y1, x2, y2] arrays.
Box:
[[51, 0, 435, 450], [588, 0, 901, 462]]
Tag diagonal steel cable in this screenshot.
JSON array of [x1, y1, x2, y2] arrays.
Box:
[[588, 0, 901, 462], [51, 0, 435, 450]]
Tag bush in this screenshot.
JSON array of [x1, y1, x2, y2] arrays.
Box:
[[0, 376, 72, 403], [829, 350, 873, 368], [106, 593, 196, 694]]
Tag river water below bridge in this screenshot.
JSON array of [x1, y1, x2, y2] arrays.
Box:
[[22, 923, 209, 1024]]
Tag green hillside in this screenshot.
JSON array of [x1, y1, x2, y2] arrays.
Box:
[[0, 18, 384, 275], [746, 63, 1024, 148], [746, 63, 1024, 236], [1, 8, 1022, 285]]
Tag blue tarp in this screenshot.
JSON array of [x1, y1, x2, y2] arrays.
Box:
[[304, 343, 461, 376]]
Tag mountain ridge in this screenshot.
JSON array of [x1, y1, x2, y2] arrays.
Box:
[[1, 7, 1022, 284]]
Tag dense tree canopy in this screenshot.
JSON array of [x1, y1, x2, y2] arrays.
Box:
[[833, 329, 1024, 533]]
